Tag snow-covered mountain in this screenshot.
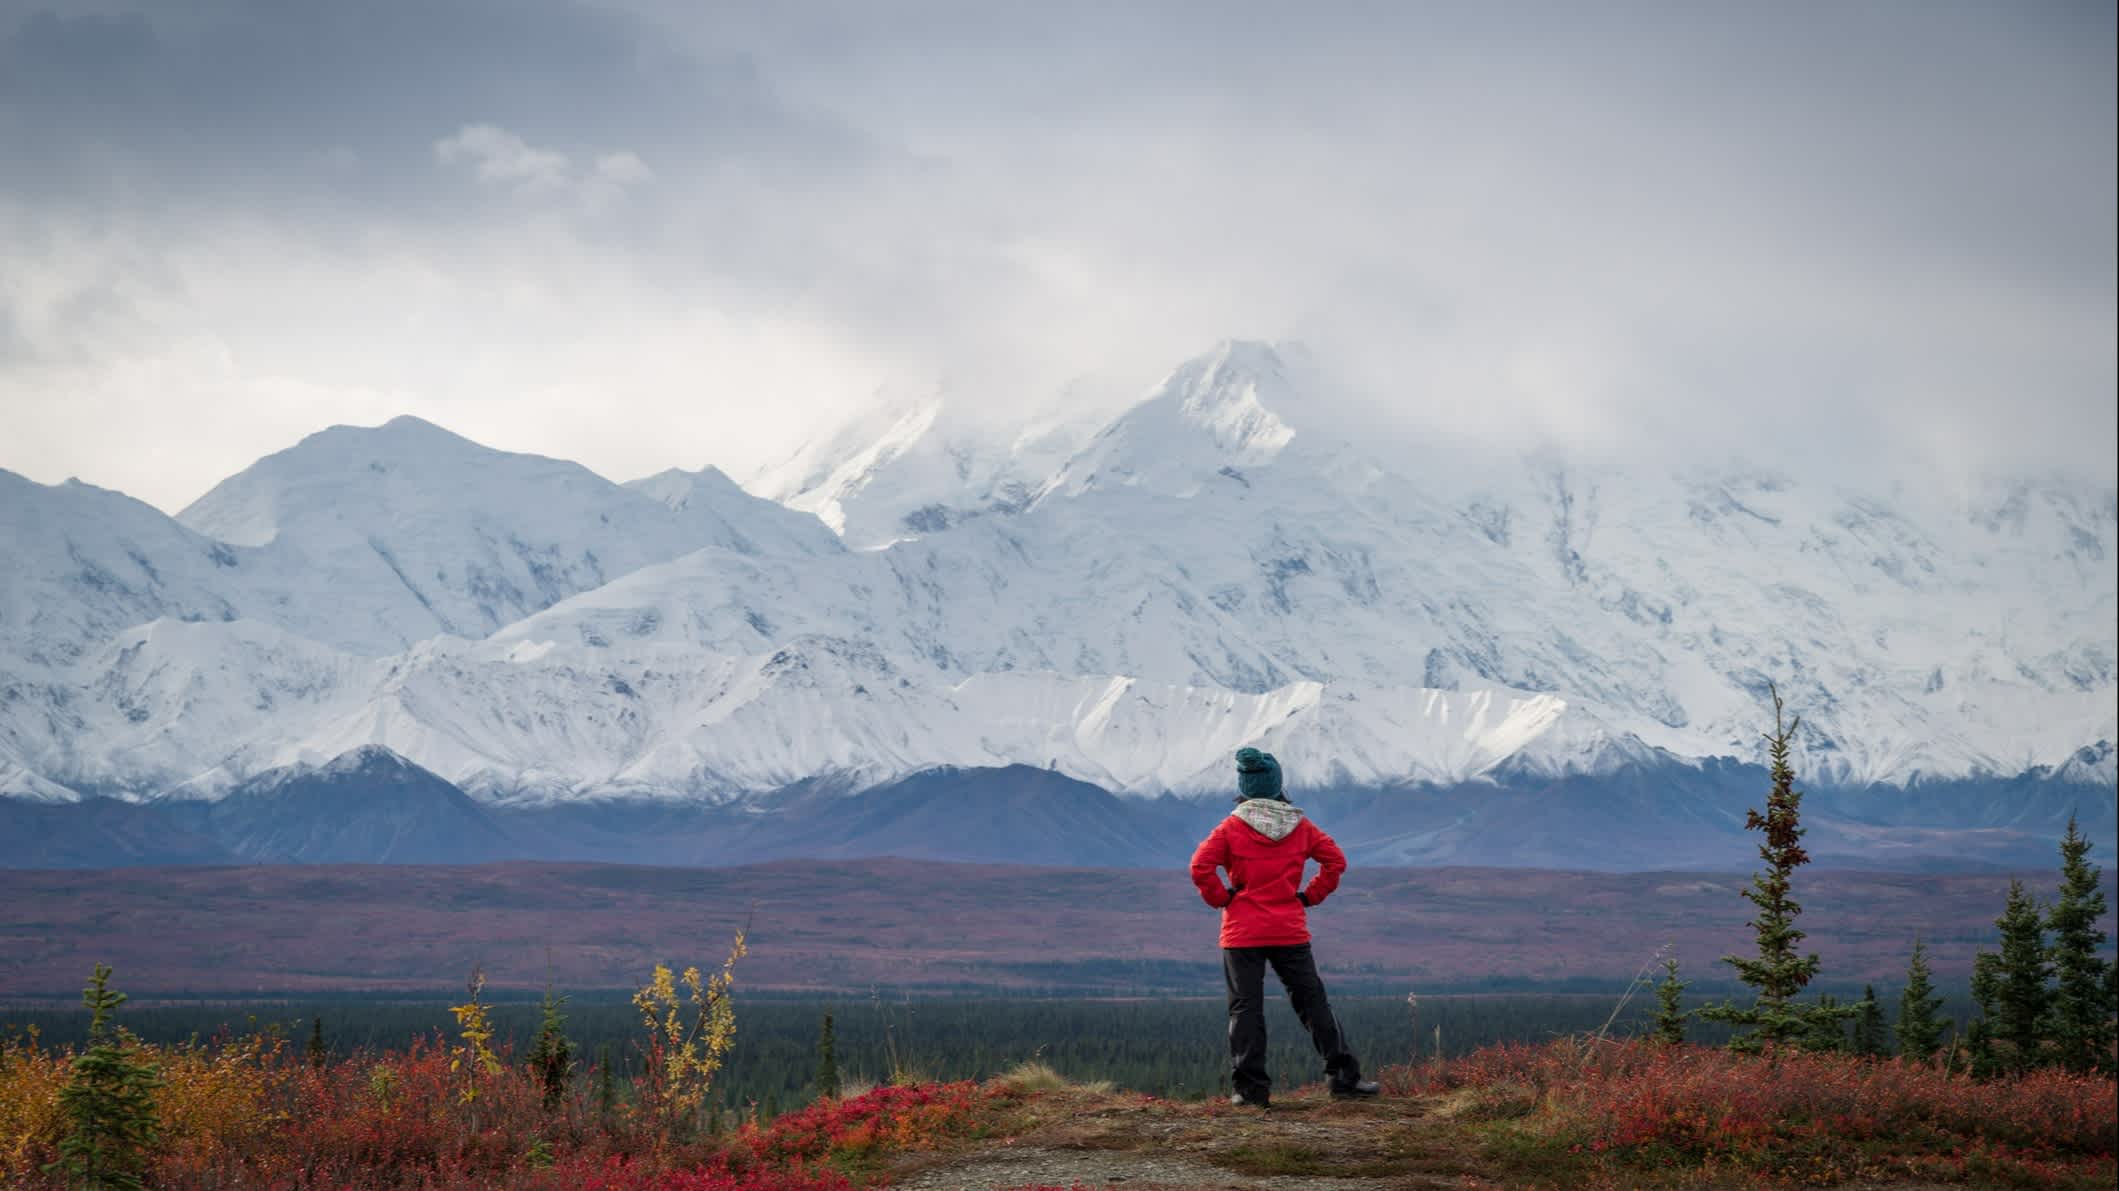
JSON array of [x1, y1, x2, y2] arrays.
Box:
[[159, 416, 842, 657], [0, 612, 1610, 804], [2, 343, 2112, 837], [746, 393, 1095, 548]]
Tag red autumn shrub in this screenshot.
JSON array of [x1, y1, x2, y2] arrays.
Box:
[[1384, 1038, 2116, 1185], [5, 1021, 1033, 1191], [742, 1080, 1013, 1166]]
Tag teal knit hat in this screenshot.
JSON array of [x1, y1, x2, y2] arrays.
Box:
[[1234, 747, 1285, 802]]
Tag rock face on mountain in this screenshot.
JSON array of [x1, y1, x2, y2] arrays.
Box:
[[1, 341, 2111, 867]]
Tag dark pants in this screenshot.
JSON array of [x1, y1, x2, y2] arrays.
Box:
[[1223, 943, 1361, 1100]]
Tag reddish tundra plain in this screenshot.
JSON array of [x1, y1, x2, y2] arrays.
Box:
[[2, 859, 2102, 998]]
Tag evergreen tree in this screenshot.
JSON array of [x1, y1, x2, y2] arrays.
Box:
[[1801, 993, 1847, 1052], [46, 964, 162, 1191], [1652, 957, 1689, 1045], [594, 1043, 618, 1125], [1981, 879, 2053, 1073], [2043, 814, 2115, 1074], [1967, 952, 2002, 1077], [1894, 938, 1945, 1062], [1851, 985, 1887, 1057], [1697, 688, 1856, 1049], [306, 1016, 326, 1071], [815, 1011, 841, 1099], [528, 984, 573, 1113]]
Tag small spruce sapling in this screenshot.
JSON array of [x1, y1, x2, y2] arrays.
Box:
[[594, 1043, 618, 1125], [1851, 985, 1887, 1057], [816, 1011, 841, 1099], [1966, 953, 2001, 1079], [1652, 957, 1689, 1045], [1895, 938, 1945, 1062], [306, 1015, 326, 1071], [529, 983, 573, 1113], [45, 964, 162, 1191]]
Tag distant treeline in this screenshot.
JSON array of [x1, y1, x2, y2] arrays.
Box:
[[4, 991, 1981, 1111]]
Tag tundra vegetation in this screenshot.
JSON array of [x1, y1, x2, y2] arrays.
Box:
[[3, 702, 2113, 1189]]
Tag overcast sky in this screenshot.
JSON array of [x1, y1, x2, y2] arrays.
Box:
[[1, 0, 2112, 512]]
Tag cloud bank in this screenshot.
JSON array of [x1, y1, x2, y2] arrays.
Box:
[[1, 0, 2111, 511]]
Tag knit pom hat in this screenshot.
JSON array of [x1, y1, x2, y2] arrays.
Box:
[[1234, 747, 1285, 802]]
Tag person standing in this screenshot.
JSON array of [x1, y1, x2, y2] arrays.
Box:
[[1189, 747, 1381, 1107]]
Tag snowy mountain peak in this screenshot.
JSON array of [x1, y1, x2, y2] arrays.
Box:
[[364, 414, 483, 451], [160, 418, 840, 654], [0, 468, 250, 672], [1041, 340, 1301, 500], [379, 413, 452, 432], [765, 398, 944, 538], [743, 391, 1098, 547], [749, 394, 943, 503], [1168, 339, 1300, 455], [625, 465, 744, 513], [317, 743, 424, 779], [176, 416, 601, 548]]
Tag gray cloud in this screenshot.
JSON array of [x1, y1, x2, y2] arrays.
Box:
[[0, 0, 2111, 512], [0, 0, 868, 214]]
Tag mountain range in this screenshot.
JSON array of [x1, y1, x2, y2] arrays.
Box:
[[2, 340, 2112, 869]]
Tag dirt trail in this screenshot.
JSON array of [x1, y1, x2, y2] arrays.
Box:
[[892, 1090, 1479, 1191]]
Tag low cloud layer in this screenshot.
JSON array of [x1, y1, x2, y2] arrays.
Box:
[[1, 0, 2112, 511]]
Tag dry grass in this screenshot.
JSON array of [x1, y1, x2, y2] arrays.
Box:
[[1425, 1082, 1541, 1122], [995, 1060, 1115, 1096]]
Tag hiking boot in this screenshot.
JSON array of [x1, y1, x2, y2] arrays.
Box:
[[1229, 1092, 1271, 1109], [1329, 1079, 1381, 1099]]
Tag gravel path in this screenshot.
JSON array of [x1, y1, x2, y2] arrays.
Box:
[[893, 1091, 1472, 1191], [894, 1143, 1465, 1189]]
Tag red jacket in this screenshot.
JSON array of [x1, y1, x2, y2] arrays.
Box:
[[1189, 800, 1347, 948]]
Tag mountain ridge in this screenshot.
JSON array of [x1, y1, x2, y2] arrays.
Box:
[[1, 342, 2111, 846], [3, 745, 2107, 871]]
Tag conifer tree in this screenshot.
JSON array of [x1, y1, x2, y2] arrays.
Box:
[[1697, 688, 1855, 1049], [1894, 938, 1946, 1062], [306, 1016, 326, 1070], [1652, 957, 1689, 1044], [594, 1043, 618, 1125], [528, 984, 573, 1112], [1979, 879, 2053, 1073], [1967, 954, 2001, 1078], [2043, 814, 2115, 1074], [46, 964, 161, 1191], [815, 1011, 841, 1099], [1801, 993, 1847, 1052], [1851, 985, 1887, 1056]]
